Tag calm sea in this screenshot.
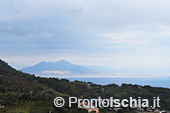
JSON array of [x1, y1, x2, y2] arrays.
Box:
[[63, 77, 170, 88]]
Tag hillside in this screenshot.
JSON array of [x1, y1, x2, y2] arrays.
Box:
[[0, 59, 170, 113], [0, 59, 87, 113]]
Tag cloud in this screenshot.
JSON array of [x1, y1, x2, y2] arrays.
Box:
[[26, 31, 54, 39], [153, 25, 170, 38], [100, 31, 148, 45], [100, 24, 170, 46]]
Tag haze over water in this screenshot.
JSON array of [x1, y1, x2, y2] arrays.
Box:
[[64, 77, 170, 88]]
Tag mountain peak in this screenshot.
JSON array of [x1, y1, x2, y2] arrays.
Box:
[[56, 60, 71, 64], [39, 61, 46, 64], [38, 60, 70, 64]]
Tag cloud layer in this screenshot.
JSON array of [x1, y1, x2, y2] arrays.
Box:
[[1, 0, 170, 75]]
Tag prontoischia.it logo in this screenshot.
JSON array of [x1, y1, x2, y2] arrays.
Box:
[[54, 96, 160, 108]]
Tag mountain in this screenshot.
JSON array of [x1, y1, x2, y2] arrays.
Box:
[[22, 60, 149, 77], [22, 60, 93, 75]]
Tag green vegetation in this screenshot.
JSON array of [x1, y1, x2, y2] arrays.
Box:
[[0, 59, 170, 113]]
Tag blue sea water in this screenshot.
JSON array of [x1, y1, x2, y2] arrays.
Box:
[[63, 77, 170, 88]]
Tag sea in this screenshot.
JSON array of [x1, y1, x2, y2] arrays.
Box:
[[62, 77, 170, 88]]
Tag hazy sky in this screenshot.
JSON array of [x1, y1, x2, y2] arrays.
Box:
[[1, 0, 170, 74]]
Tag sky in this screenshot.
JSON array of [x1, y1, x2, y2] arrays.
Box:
[[1, 0, 170, 75]]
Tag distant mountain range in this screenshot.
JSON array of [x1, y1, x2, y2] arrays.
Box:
[[22, 60, 95, 75], [21, 60, 117, 76]]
